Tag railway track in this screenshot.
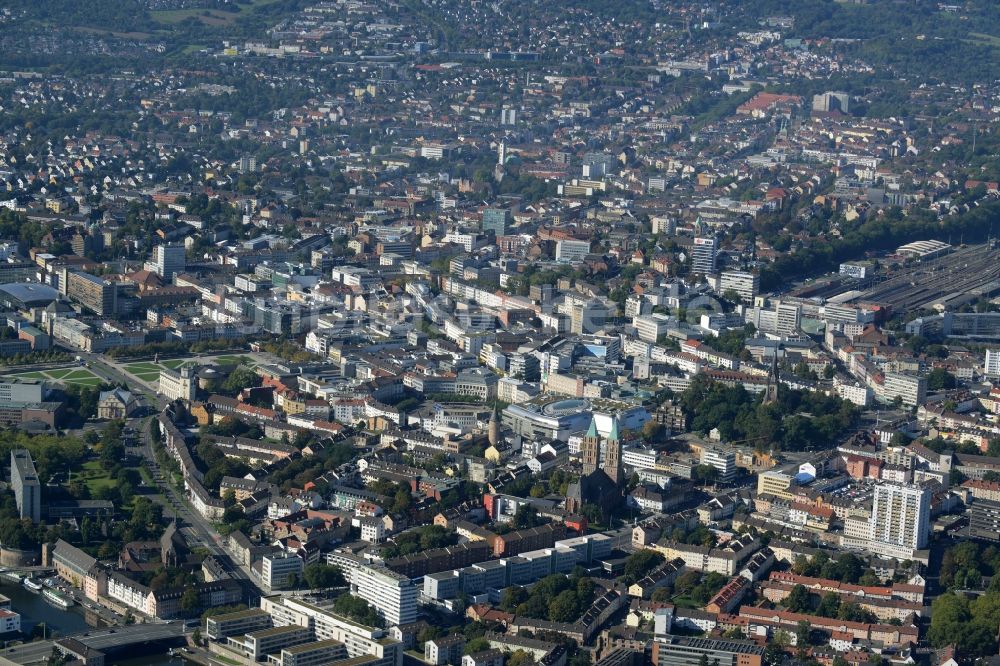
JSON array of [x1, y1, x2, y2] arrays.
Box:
[[857, 245, 1000, 311]]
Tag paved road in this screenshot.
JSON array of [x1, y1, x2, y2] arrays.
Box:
[[80, 352, 264, 596]]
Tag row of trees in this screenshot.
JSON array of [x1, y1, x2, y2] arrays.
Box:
[[0, 349, 72, 367]]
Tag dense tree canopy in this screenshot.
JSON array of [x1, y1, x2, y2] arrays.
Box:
[[680, 375, 857, 452]]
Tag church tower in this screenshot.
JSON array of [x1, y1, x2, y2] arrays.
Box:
[[764, 345, 780, 405], [581, 417, 601, 475], [603, 415, 622, 485]]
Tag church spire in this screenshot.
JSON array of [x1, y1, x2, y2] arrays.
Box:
[[764, 344, 781, 405]]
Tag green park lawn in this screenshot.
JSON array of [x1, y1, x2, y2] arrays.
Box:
[[76, 460, 115, 494], [8, 370, 45, 379], [214, 355, 254, 366], [3, 365, 104, 386]]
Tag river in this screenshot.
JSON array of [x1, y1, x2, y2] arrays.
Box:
[[0, 583, 195, 665], [0, 583, 99, 639], [0, 584, 192, 665]]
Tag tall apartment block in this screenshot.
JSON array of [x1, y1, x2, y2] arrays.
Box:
[[11, 449, 40, 523]]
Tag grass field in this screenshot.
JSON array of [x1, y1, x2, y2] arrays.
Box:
[[76, 460, 115, 494], [214, 355, 254, 367], [2, 365, 106, 387], [125, 363, 162, 383], [11, 370, 46, 379], [123, 356, 241, 385]]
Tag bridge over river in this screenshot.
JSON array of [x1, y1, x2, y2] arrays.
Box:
[[1, 622, 186, 664]]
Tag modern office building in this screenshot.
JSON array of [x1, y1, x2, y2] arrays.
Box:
[[152, 244, 186, 283], [11, 448, 41, 523], [691, 237, 718, 274], [870, 482, 931, 550], [279, 638, 348, 666], [481, 208, 511, 236], [555, 239, 591, 264], [258, 595, 403, 666], [969, 499, 1000, 542], [65, 271, 117, 317], [775, 301, 802, 335], [756, 470, 794, 500], [700, 447, 737, 483], [632, 314, 671, 343], [350, 564, 417, 627], [230, 625, 312, 662], [262, 552, 304, 590], [0, 378, 46, 404]]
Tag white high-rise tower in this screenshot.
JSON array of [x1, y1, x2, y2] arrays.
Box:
[[870, 482, 930, 550]]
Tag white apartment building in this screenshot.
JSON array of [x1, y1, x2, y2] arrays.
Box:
[[718, 270, 760, 303], [260, 596, 403, 666], [0, 609, 20, 634], [107, 572, 152, 615], [880, 372, 927, 407], [985, 348, 1000, 377], [359, 517, 386, 544], [700, 447, 737, 483], [555, 239, 591, 263], [870, 482, 931, 550], [632, 313, 671, 343], [622, 446, 657, 470], [350, 565, 417, 627], [834, 379, 871, 407], [262, 552, 304, 590]]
